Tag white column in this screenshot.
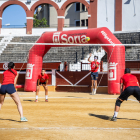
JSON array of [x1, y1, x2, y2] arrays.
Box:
[[52, 69, 56, 86], [57, 16, 65, 19], [87, 15, 91, 18], [26, 17, 34, 19]]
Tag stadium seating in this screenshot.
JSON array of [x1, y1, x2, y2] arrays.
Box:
[[0, 32, 140, 63], [0, 36, 101, 63], [115, 32, 140, 61], [0, 36, 38, 62]]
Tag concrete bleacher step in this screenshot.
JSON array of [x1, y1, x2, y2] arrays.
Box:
[[0, 36, 13, 55]]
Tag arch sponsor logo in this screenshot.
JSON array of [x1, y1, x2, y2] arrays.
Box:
[[26, 63, 34, 79], [108, 62, 118, 81], [53, 32, 88, 44], [3, 63, 8, 70], [101, 31, 115, 47], [53, 32, 61, 43]]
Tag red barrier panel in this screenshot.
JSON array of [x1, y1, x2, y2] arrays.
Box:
[[24, 27, 125, 94], [16, 85, 24, 88]]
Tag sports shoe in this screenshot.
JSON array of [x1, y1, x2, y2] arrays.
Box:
[[35, 99, 38, 102], [90, 88, 94, 95], [45, 99, 48, 102], [20, 117, 28, 122], [93, 90, 96, 95], [90, 92, 93, 95], [110, 116, 117, 121]]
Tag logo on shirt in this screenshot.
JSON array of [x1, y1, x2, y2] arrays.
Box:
[[41, 77, 46, 82], [3, 63, 8, 70], [108, 62, 118, 81], [92, 63, 96, 68], [41, 78, 45, 80], [25, 63, 35, 79]]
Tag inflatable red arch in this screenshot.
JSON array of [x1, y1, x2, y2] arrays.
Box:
[[24, 27, 125, 94]]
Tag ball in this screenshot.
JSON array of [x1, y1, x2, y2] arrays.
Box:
[[86, 37, 90, 42]]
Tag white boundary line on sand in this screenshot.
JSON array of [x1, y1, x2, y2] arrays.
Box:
[[5, 96, 138, 102], [0, 127, 140, 130]]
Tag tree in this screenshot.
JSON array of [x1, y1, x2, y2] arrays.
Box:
[[33, 14, 48, 28]]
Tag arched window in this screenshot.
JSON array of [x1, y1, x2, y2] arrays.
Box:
[[62, 1, 89, 28], [34, 4, 58, 28], [2, 5, 26, 28]]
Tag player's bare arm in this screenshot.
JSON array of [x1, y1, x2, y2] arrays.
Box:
[[46, 79, 48, 86], [95, 62, 99, 67], [120, 83, 123, 93], [88, 53, 93, 63], [38, 79, 40, 86], [14, 73, 19, 88], [137, 82, 139, 87]]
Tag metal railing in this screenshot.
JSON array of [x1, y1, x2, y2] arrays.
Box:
[[1, 24, 88, 28], [64, 24, 88, 27], [33, 24, 58, 28], [60, 62, 104, 72], [2, 25, 26, 28]]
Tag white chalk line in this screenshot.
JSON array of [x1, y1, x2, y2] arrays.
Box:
[[4, 96, 138, 102], [5, 96, 117, 99], [0, 127, 140, 130], [128, 99, 139, 102]]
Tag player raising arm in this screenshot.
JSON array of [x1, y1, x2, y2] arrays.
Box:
[[88, 53, 100, 95], [111, 68, 140, 121], [35, 69, 49, 102], [0, 62, 28, 122]]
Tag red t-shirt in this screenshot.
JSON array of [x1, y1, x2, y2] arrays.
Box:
[[120, 74, 139, 89], [2, 69, 17, 85], [38, 73, 49, 83], [91, 61, 100, 72]]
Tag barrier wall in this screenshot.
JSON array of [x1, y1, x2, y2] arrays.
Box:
[[0, 70, 140, 93], [0, 71, 107, 93]]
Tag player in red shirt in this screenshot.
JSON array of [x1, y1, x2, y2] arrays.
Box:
[[88, 53, 100, 95], [0, 62, 27, 122], [35, 69, 49, 102], [111, 68, 140, 121]]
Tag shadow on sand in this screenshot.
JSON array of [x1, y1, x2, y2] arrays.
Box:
[[89, 113, 140, 121], [23, 100, 34, 102], [0, 118, 20, 122]]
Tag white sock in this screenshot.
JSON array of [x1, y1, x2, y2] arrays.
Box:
[[113, 111, 118, 118], [92, 88, 94, 92], [45, 95, 48, 99], [36, 95, 38, 100], [95, 89, 97, 92]]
